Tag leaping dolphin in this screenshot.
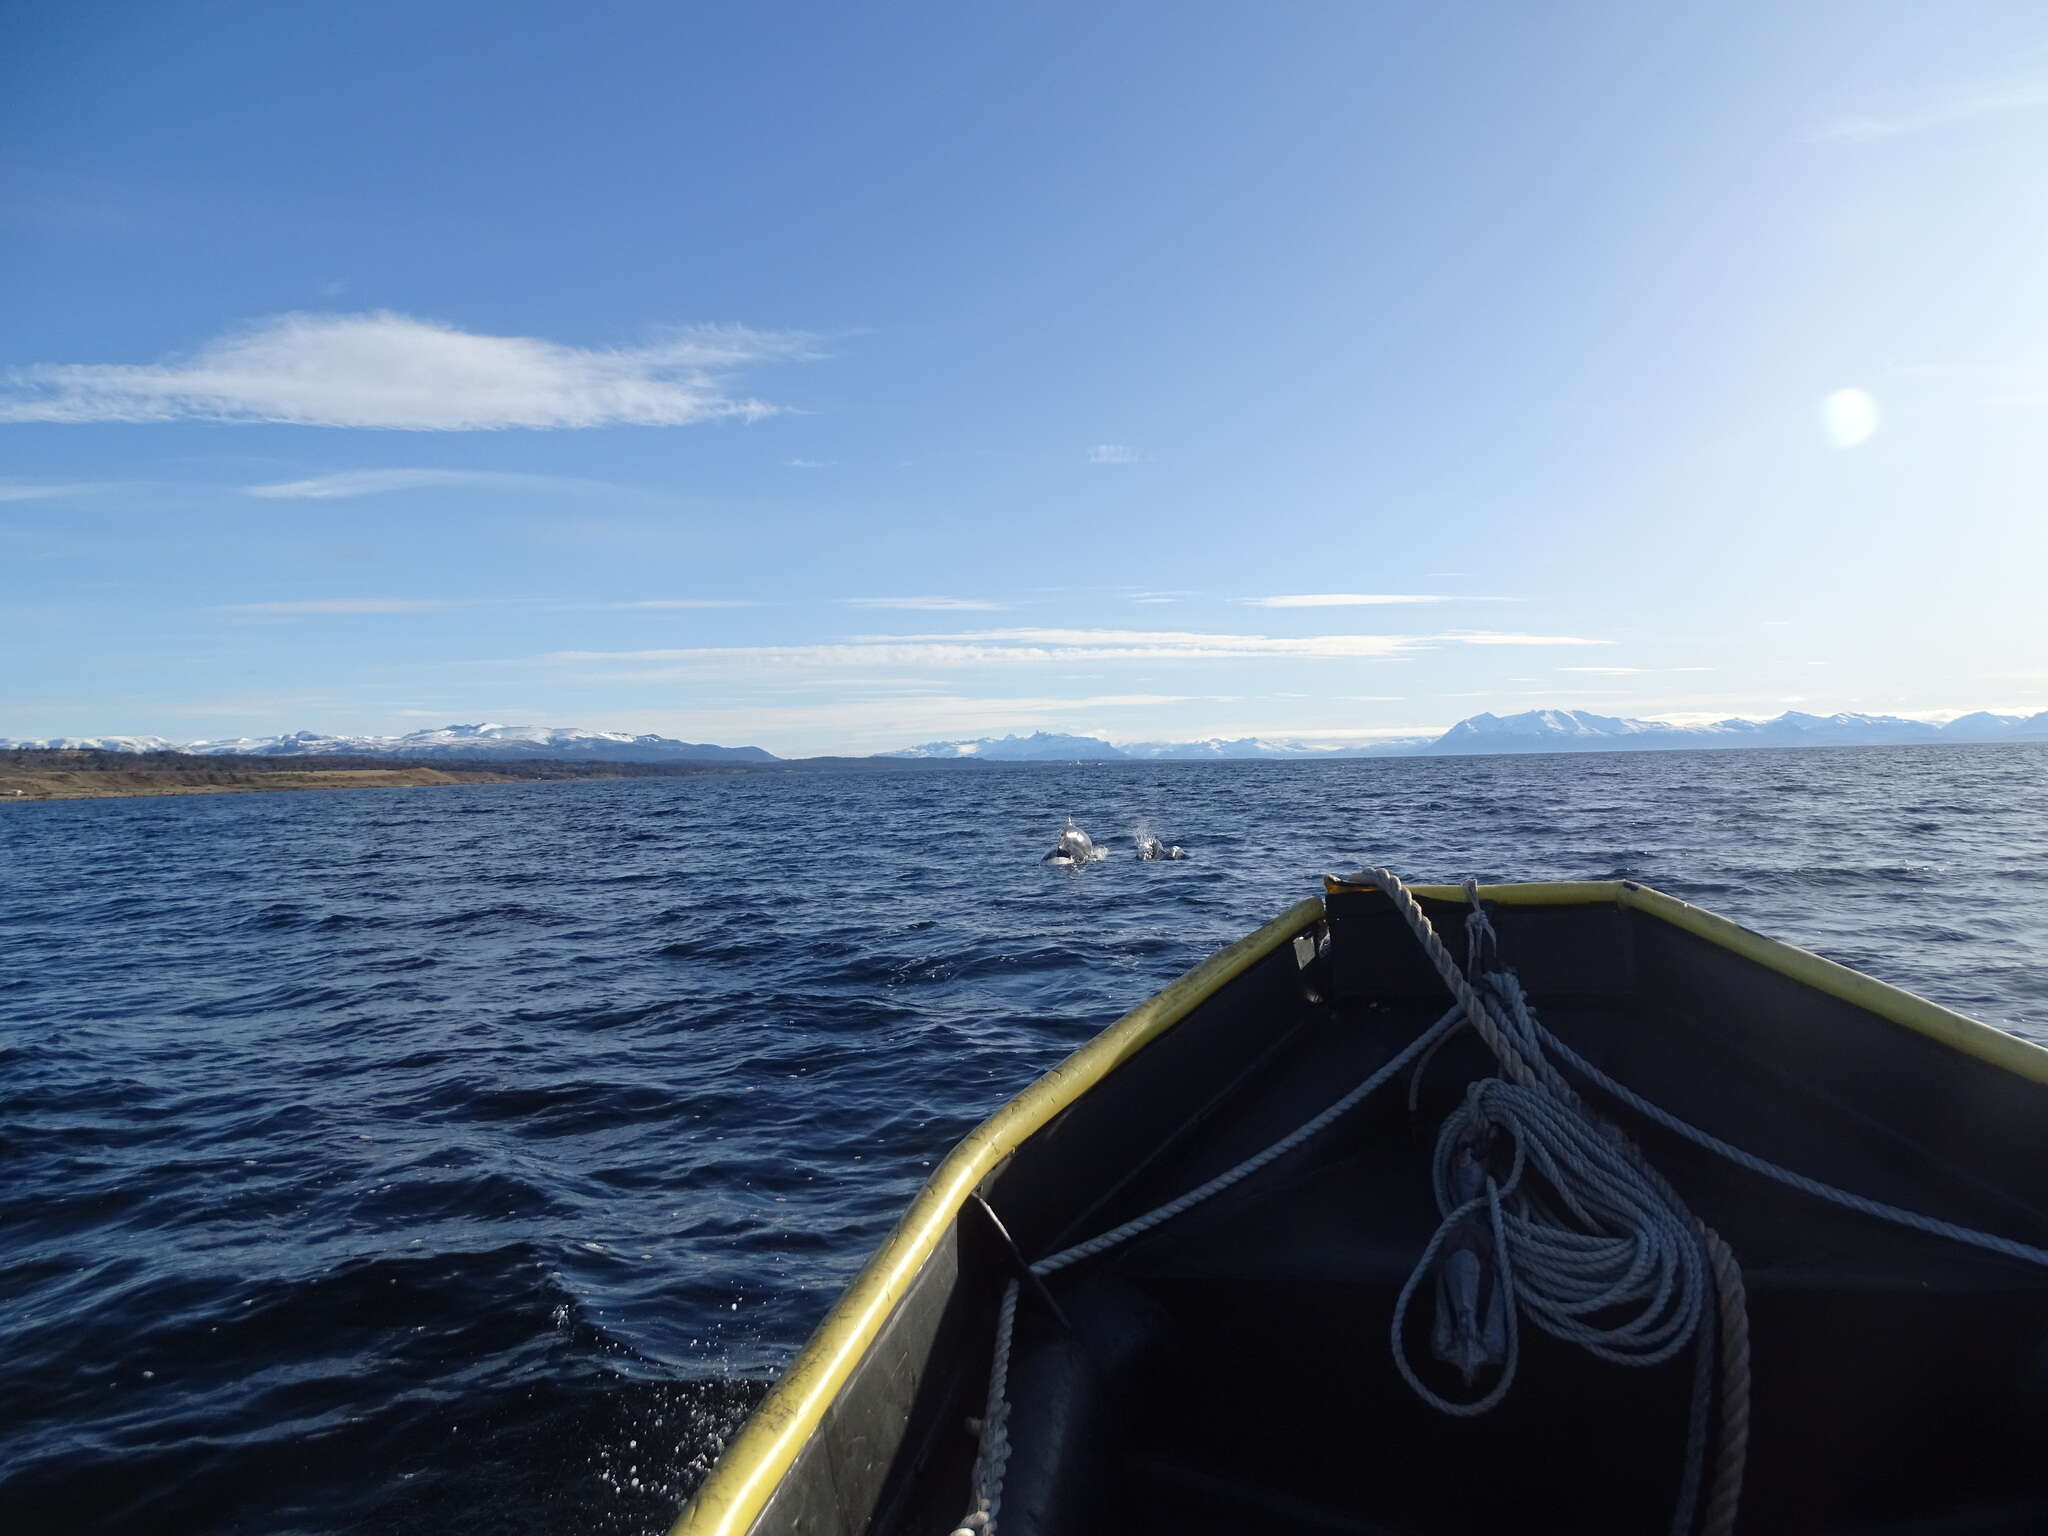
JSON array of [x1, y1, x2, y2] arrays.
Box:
[[1043, 818, 1101, 866], [1135, 834, 1186, 861]]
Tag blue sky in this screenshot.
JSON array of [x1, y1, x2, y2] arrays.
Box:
[[5, 2, 2046, 754]]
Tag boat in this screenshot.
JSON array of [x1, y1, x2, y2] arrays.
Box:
[[670, 874, 2048, 1536]]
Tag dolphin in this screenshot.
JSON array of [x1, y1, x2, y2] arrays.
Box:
[[1135, 834, 1186, 861], [1043, 818, 1101, 866]]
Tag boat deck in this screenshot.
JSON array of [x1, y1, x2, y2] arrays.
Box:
[[989, 989, 2048, 1535]]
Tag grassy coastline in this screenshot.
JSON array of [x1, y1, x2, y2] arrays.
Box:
[[2, 766, 555, 801], [0, 747, 988, 803], [0, 749, 756, 803]]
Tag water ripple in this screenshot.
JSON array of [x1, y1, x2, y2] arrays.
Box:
[[3, 744, 2046, 1532]]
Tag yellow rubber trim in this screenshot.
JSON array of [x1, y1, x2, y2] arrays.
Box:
[[1325, 876, 1627, 906], [1326, 876, 2048, 1087], [1613, 882, 2048, 1087], [669, 896, 1329, 1536]]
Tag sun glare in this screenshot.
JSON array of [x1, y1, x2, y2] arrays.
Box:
[[1821, 387, 1879, 448]]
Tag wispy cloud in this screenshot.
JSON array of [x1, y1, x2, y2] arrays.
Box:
[[841, 596, 1006, 611], [0, 311, 819, 430], [1810, 76, 2048, 143], [539, 626, 1608, 674], [0, 480, 118, 502], [594, 693, 1210, 749], [1442, 632, 1610, 647], [1236, 593, 1491, 608], [246, 467, 620, 499], [585, 599, 754, 611], [215, 596, 753, 617], [1558, 666, 1714, 675], [1180, 723, 1449, 742], [785, 457, 833, 469], [1086, 444, 1149, 464], [217, 598, 473, 616], [855, 626, 1429, 658]]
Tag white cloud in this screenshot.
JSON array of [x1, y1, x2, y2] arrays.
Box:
[[1086, 444, 1149, 464], [597, 692, 1201, 748], [0, 311, 817, 430], [1441, 632, 1611, 646], [785, 457, 833, 469], [1558, 666, 1714, 675], [584, 599, 755, 611], [539, 625, 1608, 675], [0, 480, 116, 501], [855, 626, 1429, 658], [1178, 724, 1449, 741], [1810, 78, 2048, 143], [219, 598, 468, 615], [215, 596, 753, 616], [1237, 593, 1485, 608], [841, 596, 1006, 611], [246, 468, 618, 499]]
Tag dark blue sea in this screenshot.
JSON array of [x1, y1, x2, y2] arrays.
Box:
[[5, 745, 2047, 1535]]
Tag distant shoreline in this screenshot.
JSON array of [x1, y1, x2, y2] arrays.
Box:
[[0, 748, 982, 803], [1, 766, 574, 802], [0, 749, 768, 804], [8, 734, 2046, 805]]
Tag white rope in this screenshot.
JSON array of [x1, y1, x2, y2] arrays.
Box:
[[948, 1279, 1018, 1536]]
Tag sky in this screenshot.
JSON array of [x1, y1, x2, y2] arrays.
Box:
[[5, 1, 2047, 756]]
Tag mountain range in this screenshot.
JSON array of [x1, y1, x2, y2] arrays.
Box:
[[1423, 708, 2048, 754], [8, 709, 2048, 765], [881, 709, 2048, 759], [881, 731, 1427, 760]]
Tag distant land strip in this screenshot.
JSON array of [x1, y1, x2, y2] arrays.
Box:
[[0, 748, 979, 802]]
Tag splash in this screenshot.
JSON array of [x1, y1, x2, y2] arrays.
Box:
[[1043, 817, 1105, 866], [1133, 823, 1187, 861]]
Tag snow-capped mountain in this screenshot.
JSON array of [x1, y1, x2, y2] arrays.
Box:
[[1120, 737, 1431, 760], [15, 709, 2048, 766], [1423, 708, 2048, 754], [1, 723, 778, 763], [878, 710, 2048, 761], [0, 735, 187, 752], [884, 732, 1432, 760], [881, 731, 1125, 760]]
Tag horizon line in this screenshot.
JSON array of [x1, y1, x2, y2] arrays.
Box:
[[6, 701, 2046, 757]]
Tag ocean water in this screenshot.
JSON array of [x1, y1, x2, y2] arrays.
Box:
[[3, 744, 2046, 1535]]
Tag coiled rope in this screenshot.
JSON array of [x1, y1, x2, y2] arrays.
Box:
[[1370, 872, 1746, 1536], [948, 871, 2048, 1536]]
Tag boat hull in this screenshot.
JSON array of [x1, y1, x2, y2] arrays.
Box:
[[674, 881, 2048, 1536]]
